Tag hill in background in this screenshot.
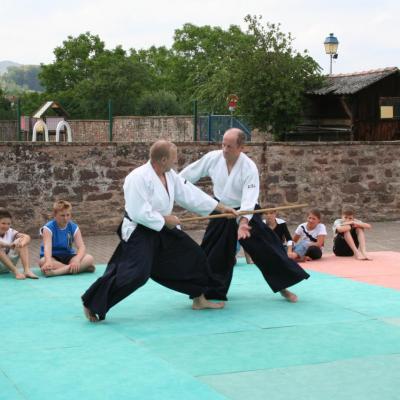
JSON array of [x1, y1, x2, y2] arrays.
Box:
[[0, 60, 43, 93], [0, 60, 21, 74]]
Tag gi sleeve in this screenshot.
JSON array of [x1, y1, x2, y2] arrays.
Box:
[[173, 172, 218, 215], [239, 164, 260, 221], [179, 152, 214, 184], [124, 174, 165, 231]]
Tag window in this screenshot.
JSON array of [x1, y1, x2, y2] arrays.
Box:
[[380, 97, 400, 119]]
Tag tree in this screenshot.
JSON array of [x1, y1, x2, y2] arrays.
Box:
[[172, 23, 247, 113], [231, 15, 322, 136], [0, 88, 14, 119], [35, 20, 322, 129], [39, 34, 152, 118], [170, 16, 322, 136], [65, 47, 151, 118], [137, 46, 177, 93], [136, 90, 183, 115], [40, 32, 106, 93], [18, 91, 48, 115]]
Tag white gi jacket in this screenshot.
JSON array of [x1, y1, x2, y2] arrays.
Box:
[[180, 150, 259, 221], [121, 161, 218, 241]]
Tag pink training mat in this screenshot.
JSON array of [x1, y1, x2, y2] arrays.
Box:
[[303, 251, 400, 290]]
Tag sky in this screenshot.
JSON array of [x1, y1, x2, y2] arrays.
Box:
[[1, 0, 399, 74]]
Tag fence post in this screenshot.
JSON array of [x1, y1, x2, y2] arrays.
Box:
[[207, 113, 212, 142], [192, 100, 198, 141], [16, 98, 21, 141], [108, 99, 113, 142]]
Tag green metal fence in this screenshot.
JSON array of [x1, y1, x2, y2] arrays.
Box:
[[197, 114, 252, 142]]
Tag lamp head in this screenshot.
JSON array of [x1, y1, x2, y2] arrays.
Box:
[[324, 33, 339, 55]]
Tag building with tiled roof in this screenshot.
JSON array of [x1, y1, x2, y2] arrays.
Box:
[[287, 67, 400, 141]]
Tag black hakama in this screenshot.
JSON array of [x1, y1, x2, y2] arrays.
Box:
[[82, 224, 221, 320], [201, 209, 310, 300]]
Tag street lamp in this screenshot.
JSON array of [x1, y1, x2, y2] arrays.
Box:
[[324, 33, 339, 74]]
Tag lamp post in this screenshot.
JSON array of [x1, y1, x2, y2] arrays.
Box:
[[324, 33, 339, 74]]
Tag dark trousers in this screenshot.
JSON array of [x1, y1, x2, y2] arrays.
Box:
[[82, 225, 218, 320], [201, 210, 310, 300], [333, 228, 359, 256]]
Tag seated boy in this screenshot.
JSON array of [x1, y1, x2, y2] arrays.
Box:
[[242, 210, 293, 265], [39, 200, 95, 277], [0, 208, 38, 279], [264, 210, 293, 248], [333, 206, 372, 260], [288, 209, 327, 261]]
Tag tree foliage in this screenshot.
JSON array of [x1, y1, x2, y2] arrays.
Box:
[[235, 16, 322, 135], [171, 23, 247, 112], [170, 16, 322, 136], [39, 33, 151, 118], [136, 90, 183, 116], [40, 32, 106, 93], [0, 88, 14, 119], [7, 17, 323, 136]]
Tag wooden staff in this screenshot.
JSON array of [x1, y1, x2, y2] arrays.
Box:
[[180, 203, 308, 223]]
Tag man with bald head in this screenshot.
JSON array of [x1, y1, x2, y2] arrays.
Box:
[[82, 140, 237, 322], [180, 128, 309, 302]]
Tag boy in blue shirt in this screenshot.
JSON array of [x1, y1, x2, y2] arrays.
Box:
[[39, 200, 95, 277]]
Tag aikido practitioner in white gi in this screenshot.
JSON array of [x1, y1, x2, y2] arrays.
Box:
[[82, 140, 238, 322], [180, 128, 310, 303]]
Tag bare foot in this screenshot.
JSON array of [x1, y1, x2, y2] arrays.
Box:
[[86, 265, 96, 273], [15, 272, 26, 280], [43, 265, 70, 277], [362, 252, 372, 260], [245, 254, 254, 264], [354, 251, 364, 260], [280, 289, 298, 303], [25, 271, 39, 279], [192, 294, 225, 310], [83, 305, 99, 322]]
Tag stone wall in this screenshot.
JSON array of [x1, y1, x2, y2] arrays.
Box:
[[1, 117, 267, 143], [41, 116, 193, 143], [0, 141, 399, 237], [112, 116, 193, 142], [0, 120, 17, 141], [68, 120, 109, 142], [0, 116, 194, 143]]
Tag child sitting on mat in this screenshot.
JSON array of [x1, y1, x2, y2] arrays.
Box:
[[39, 200, 95, 277], [332, 206, 372, 260], [0, 208, 38, 279], [243, 210, 294, 264], [288, 209, 327, 261], [264, 210, 293, 249]]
